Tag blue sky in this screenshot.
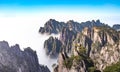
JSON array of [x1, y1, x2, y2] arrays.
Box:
[[0, 0, 120, 9], [0, 0, 120, 25], [0, 0, 120, 6], [0, 0, 119, 15]]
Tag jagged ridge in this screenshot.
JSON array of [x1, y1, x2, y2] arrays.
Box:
[[42, 19, 106, 58], [39, 19, 104, 34], [54, 26, 120, 72], [0, 41, 50, 72], [39, 19, 120, 72]]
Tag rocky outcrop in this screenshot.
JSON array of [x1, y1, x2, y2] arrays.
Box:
[[53, 44, 95, 72], [60, 27, 77, 53], [54, 52, 69, 72], [72, 26, 120, 71], [66, 20, 83, 33], [44, 36, 62, 58], [41, 19, 105, 58], [39, 19, 120, 72], [0, 41, 50, 72], [39, 19, 104, 34], [39, 19, 66, 34], [53, 25, 120, 72], [44, 28, 76, 58], [113, 24, 120, 31]]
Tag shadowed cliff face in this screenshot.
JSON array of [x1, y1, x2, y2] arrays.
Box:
[[60, 27, 77, 53], [43, 28, 76, 58], [44, 36, 62, 58], [0, 41, 50, 72]]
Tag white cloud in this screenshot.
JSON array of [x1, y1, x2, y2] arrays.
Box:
[[0, 9, 119, 48]]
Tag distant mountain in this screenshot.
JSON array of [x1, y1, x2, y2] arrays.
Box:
[[0, 41, 50, 72], [39, 19, 104, 34], [44, 36, 62, 58], [113, 24, 120, 31]]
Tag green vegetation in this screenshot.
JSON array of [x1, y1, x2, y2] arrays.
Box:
[[78, 45, 86, 54], [63, 54, 86, 69], [92, 41, 101, 51], [103, 61, 120, 72], [88, 67, 96, 72], [63, 44, 96, 71], [63, 44, 87, 69], [74, 55, 83, 63], [63, 55, 74, 69], [75, 44, 86, 54]]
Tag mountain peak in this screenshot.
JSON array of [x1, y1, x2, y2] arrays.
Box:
[[39, 19, 105, 34], [49, 19, 56, 22], [0, 41, 50, 72], [96, 19, 100, 23], [47, 19, 60, 24]]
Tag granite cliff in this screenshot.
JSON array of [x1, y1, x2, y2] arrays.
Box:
[[0, 41, 50, 72], [44, 36, 62, 58], [42, 19, 106, 58], [53, 26, 120, 72], [39, 19, 120, 72]]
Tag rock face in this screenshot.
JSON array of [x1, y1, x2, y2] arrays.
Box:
[[53, 26, 120, 72], [0, 41, 50, 72], [74, 26, 120, 71], [113, 24, 120, 31], [44, 36, 62, 58], [44, 28, 76, 58], [53, 44, 95, 72], [39, 19, 120, 72], [88, 27, 120, 71], [41, 19, 105, 58], [60, 27, 77, 53]]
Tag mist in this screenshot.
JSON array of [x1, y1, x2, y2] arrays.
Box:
[[0, 14, 60, 71]]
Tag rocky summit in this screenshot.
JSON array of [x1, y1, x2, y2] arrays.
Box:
[[39, 19, 120, 72], [44, 36, 62, 58], [39, 19, 104, 34], [0, 41, 50, 72]]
